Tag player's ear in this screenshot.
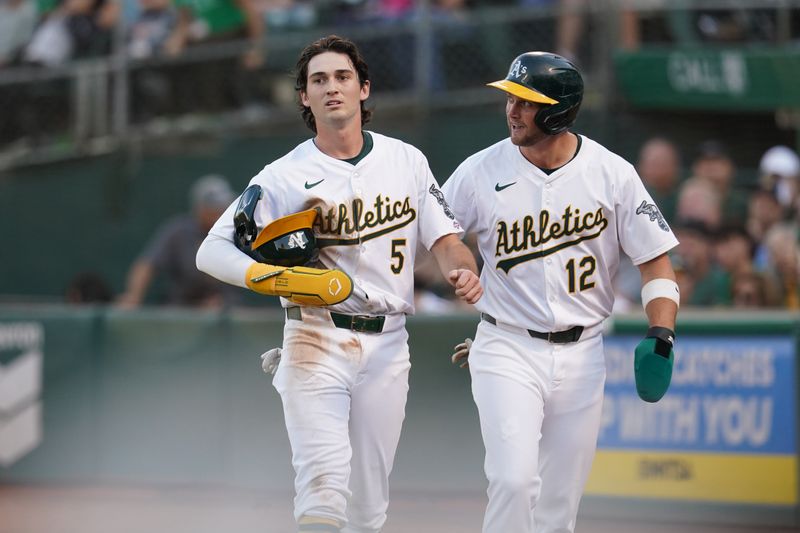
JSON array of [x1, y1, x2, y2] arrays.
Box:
[[300, 90, 310, 107], [360, 80, 370, 101]]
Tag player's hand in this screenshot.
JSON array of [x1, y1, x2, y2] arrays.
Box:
[[451, 338, 472, 369], [447, 269, 483, 304], [260, 347, 282, 375], [634, 327, 675, 403]]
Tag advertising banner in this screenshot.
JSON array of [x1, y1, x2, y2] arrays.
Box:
[[587, 336, 797, 505]]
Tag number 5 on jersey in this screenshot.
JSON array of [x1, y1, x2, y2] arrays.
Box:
[[391, 239, 406, 274], [566, 256, 596, 293]]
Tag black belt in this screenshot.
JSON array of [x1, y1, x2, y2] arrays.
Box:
[[286, 307, 385, 333], [481, 313, 583, 344]]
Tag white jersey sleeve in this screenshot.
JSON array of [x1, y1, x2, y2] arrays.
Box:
[[196, 194, 250, 287], [441, 157, 479, 234], [615, 162, 678, 265], [416, 153, 463, 250]]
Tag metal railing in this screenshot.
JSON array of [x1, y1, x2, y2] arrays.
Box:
[[0, 0, 798, 169]]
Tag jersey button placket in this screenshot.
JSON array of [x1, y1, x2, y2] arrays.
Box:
[[542, 184, 556, 306], [352, 171, 365, 263]]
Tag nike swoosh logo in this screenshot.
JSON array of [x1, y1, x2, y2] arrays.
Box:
[[495, 181, 516, 192], [305, 179, 325, 189]]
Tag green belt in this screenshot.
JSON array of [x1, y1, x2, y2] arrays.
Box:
[[286, 307, 386, 333]]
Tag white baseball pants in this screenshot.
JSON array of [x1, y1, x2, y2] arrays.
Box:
[[469, 319, 606, 533], [273, 307, 410, 533]]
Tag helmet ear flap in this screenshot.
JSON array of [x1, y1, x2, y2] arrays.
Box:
[[535, 98, 582, 135], [234, 184, 264, 261]]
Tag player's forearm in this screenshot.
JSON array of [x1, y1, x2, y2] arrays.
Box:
[[196, 234, 252, 288], [430, 233, 479, 278], [638, 253, 679, 330], [644, 298, 677, 330], [119, 261, 154, 305]]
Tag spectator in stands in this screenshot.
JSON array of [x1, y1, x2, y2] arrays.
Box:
[[512, 0, 584, 65], [65, 272, 113, 304], [166, 0, 265, 112], [256, 0, 316, 31], [427, 0, 483, 91], [730, 269, 773, 309], [23, 0, 119, 65], [636, 136, 681, 224], [128, 0, 177, 59], [0, 0, 37, 68], [762, 223, 800, 310], [758, 144, 800, 219], [127, 0, 178, 120], [713, 224, 755, 279], [675, 176, 722, 231], [0, 0, 37, 144], [673, 221, 731, 307], [117, 174, 240, 308], [748, 189, 784, 270], [690, 140, 748, 226]]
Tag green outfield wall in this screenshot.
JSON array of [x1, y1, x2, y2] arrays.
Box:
[[0, 306, 797, 527]]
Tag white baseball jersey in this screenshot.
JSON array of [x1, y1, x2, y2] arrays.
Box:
[[204, 131, 462, 315], [442, 134, 678, 331]]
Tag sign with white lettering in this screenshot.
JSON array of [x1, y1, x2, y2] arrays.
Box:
[[587, 336, 796, 505], [615, 49, 800, 110]]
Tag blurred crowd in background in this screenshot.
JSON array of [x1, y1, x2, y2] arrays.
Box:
[[1, 0, 798, 73], [2, 0, 799, 312], [2, 0, 800, 145]]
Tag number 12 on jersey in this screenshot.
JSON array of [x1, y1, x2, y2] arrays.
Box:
[[565, 256, 596, 293]]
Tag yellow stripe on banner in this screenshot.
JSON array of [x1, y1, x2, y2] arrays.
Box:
[[585, 450, 797, 505]]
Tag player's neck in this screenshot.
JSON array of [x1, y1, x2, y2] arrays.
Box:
[[313, 123, 364, 160], [518, 132, 578, 170]]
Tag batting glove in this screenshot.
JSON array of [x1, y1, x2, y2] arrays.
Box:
[[260, 347, 282, 375], [451, 338, 472, 369], [634, 327, 675, 403]]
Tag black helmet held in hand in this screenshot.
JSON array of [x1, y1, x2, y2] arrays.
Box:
[[234, 184, 319, 267]]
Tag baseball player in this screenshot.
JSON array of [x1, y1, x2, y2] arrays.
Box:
[[196, 35, 482, 533], [441, 52, 680, 533]]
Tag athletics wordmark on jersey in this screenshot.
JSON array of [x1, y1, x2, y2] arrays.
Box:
[[635, 200, 670, 232], [315, 193, 416, 247], [495, 205, 609, 273]]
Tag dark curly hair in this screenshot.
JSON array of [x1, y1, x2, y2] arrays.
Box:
[[294, 35, 372, 133]]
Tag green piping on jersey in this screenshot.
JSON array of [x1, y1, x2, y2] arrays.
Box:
[[539, 133, 582, 175], [342, 131, 373, 166]]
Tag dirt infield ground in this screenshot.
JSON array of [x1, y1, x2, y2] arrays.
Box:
[[2, 485, 798, 533]]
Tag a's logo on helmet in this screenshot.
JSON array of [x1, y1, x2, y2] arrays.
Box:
[[328, 278, 342, 296], [287, 232, 308, 250], [509, 60, 527, 79]]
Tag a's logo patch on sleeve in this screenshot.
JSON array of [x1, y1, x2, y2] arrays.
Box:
[[635, 200, 670, 232]]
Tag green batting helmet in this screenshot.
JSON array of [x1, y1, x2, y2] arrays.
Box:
[[488, 52, 584, 136]]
